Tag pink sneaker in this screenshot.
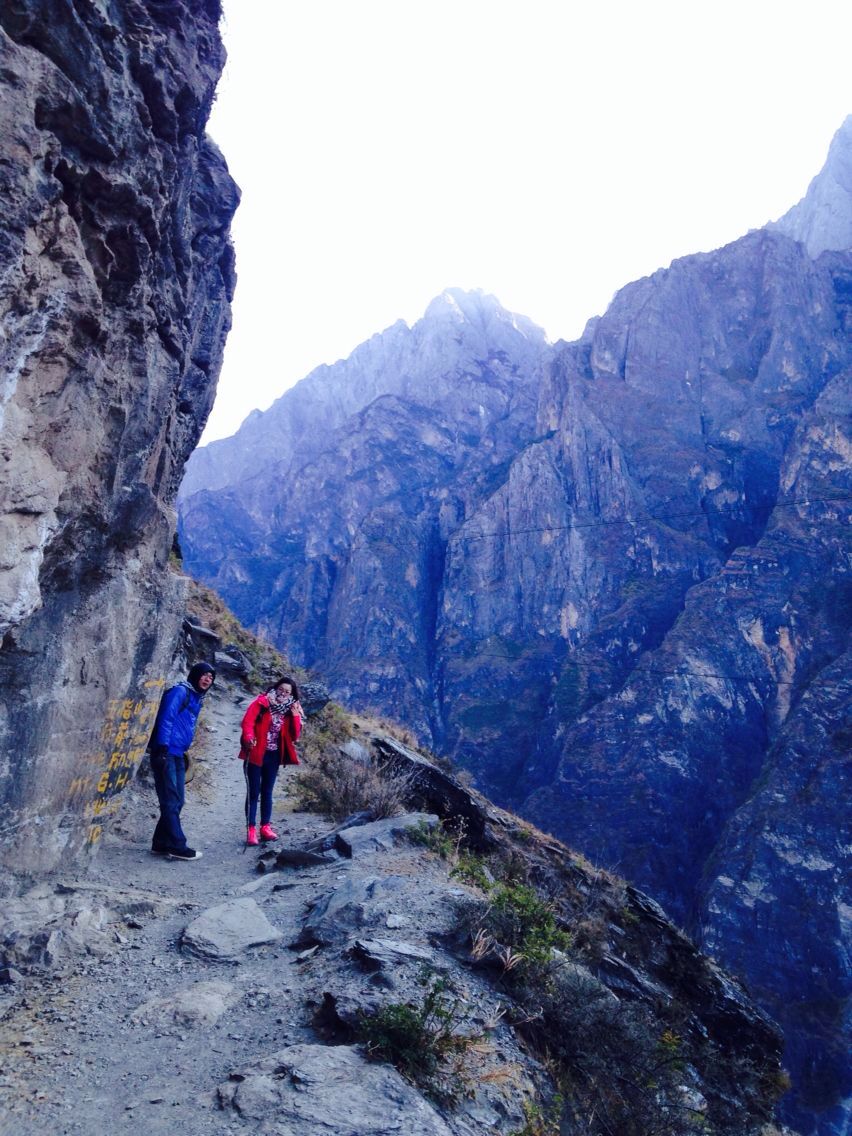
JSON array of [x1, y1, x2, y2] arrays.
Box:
[[246, 825, 259, 846], [260, 823, 278, 842]]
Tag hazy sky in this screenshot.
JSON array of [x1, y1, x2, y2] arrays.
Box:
[[200, 0, 852, 444]]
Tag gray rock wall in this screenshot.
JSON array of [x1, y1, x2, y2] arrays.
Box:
[[0, 0, 237, 886]]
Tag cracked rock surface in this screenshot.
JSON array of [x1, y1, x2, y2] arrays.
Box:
[[0, 0, 238, 880]]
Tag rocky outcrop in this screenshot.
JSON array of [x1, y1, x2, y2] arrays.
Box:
[[181, 897, 284, 960], [770, 115, 852, 256], [217, 1044, 458, 1136], [700, 651, 851, 1133], [0, 1, 237, 884]]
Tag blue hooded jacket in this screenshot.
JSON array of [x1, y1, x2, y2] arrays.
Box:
[[151, 662, 215, 755]]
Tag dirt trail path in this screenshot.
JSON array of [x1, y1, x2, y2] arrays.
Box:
[[0, 680, 339, 1136]]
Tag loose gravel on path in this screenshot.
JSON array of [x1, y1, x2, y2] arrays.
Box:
[[0, 683, 340, 1136]]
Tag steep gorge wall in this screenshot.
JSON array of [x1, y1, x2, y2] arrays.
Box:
[[179, 289, 549, 738], [0, 0, 237, 886], [450, 237, 852, 1134]]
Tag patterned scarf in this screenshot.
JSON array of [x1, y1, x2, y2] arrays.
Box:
[[265, 692, 294, 749]]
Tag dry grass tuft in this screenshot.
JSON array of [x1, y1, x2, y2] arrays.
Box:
[[184, 576, 304, 687], [293, 743, 418, 822], [370, 716, 421, 749]]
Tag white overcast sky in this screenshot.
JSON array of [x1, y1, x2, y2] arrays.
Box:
[[200, 0, 852, 444]]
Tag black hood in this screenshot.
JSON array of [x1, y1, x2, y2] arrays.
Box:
[[187, 661, 216, 692]]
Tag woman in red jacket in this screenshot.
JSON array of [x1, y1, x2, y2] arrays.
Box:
[[239, 675, 304, 846]]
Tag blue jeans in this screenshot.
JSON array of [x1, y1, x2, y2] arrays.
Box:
[[151, 750, 187, 852], [244, 751, 279, 826]]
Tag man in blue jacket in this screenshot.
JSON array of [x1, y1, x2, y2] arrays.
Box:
[[149, 661, 215, 860]]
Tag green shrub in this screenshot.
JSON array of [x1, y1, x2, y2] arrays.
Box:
[[407, 824, 494, 892], [450, 851, 492, 891], [485, 882, 573, 968], [298, 701, 354, 760], [292, 733, 416, 822], [357, 976, 481, 1105], [510, 1095, 564, 1136], [406, 818, 455, 859], [514, 964, 708, 1136]]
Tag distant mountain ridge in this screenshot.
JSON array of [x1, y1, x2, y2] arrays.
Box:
[[179, 289, 547, 499], [179, 122, 852, 1135]]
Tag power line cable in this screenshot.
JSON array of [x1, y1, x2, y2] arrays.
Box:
[[451, 495, 852, 544], [441, 654, 848, 689], [317, 494, 852, 558]]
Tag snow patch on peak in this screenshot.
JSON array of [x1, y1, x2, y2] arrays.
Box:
[[426, 288, 493, 323], [423, 288, 546, 345], [441, 289, 466, 318]]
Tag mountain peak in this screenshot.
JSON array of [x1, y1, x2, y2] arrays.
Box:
[[769, 114, 852, 255], [424, 287, 499, 321], [423, 287, 546, 343]]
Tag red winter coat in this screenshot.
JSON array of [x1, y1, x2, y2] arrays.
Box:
[[239, 693, 302, 767]]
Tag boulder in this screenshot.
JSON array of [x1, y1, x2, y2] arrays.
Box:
[[292, 876, 409, 949], [214, 645, 251, 679], [181, 898, 283, 961], [334, 812, 439, 858], [350, 938, 437, 971], [131, 980, 239, 1028], [217, 1043, 454, 1135]]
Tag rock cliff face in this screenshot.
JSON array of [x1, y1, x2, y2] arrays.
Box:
[[520, 320, 851, 1135], [769, 115, 852, 256], [178, 121, 851, 1134], [0, 2, 237, 882], [179, 288, 549, 737]]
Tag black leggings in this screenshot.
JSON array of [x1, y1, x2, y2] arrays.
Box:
[[243, 751, 279, 826]]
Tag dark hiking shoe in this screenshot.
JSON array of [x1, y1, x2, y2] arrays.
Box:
[[167, 847, 203, 861], [150, 846, 169, 856]]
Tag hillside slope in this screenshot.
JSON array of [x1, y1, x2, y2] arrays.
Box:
[[0, 629, 787, 1136]]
